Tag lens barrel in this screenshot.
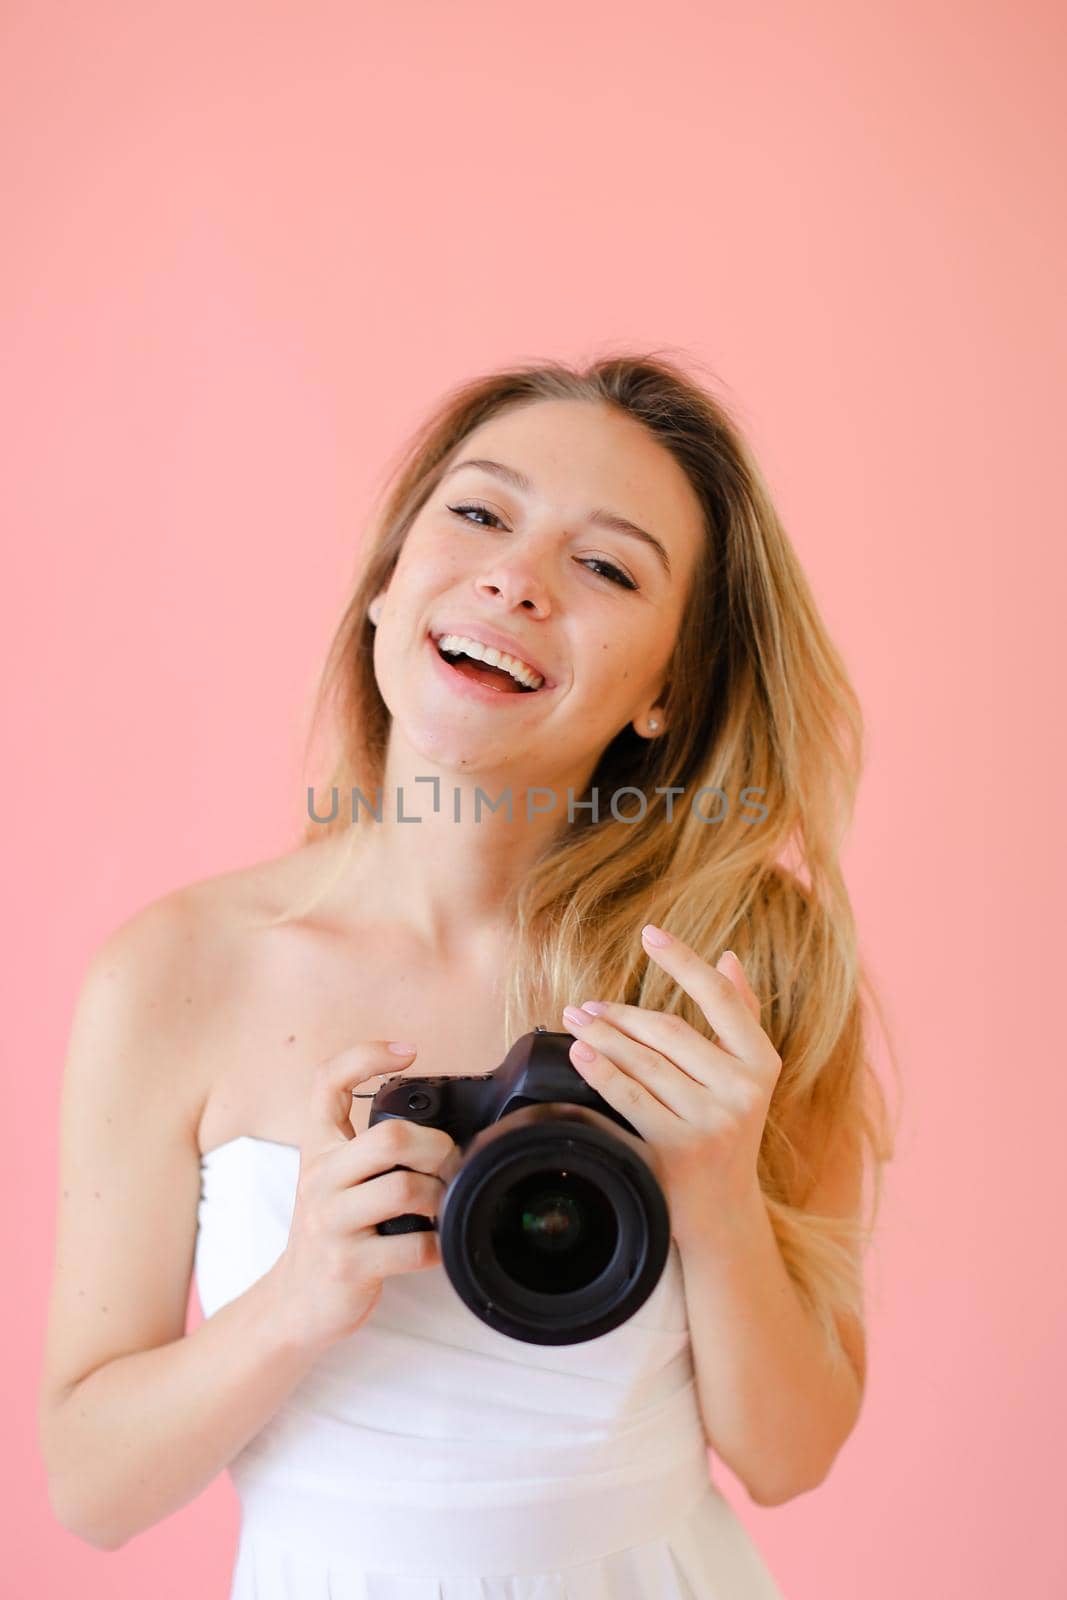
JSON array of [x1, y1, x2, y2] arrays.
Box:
[[437, 1107, 670, 1345]]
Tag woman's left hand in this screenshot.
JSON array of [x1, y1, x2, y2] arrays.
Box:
[[560, 924, 782, 1249]]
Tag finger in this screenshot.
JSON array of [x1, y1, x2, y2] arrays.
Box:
[[640, 925, 778, 1072], [358, 1227, 443, 1280], [336, 1167, 445, 1232], [716, 949, 761, 1025], [570, 1001, 719, 1089], [566, 1035, 677, 1144], [305, 1041, 418, 1155], [328, 1116, 456, 1187], [561, 1010, 709, 1120]]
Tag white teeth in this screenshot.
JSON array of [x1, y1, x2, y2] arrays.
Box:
[[435, 633, 545, 690]]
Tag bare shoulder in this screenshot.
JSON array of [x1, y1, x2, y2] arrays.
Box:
[[55, 864, 267, 1181], [82, 838, 342, 1036], [175, 834, 358, 942], [60, 842, 337, 1159], [70, 885, 213, 1138], [39, 842, 335, 1422], [73, 876, 243, 1126]]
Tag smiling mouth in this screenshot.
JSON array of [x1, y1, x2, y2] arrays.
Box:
[[430, 634, 545, 694]]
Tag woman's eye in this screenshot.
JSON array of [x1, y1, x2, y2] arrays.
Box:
[[581, 557, 638, 591], [447, 501, 503, 529], [446, 502, 638, 591]]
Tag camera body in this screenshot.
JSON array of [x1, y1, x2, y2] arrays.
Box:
[[367, 1027, 671, 1345]]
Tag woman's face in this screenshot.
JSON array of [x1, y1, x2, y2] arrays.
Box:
[[370, 398, 706, 787]]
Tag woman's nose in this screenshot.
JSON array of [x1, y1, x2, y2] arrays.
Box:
[[474, 555, 553, 615]]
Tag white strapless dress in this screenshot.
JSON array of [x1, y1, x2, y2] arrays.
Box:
[[195, 1135, 786, 1599]]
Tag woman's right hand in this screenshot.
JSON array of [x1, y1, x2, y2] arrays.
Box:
[[266, 1042, 457, 1356]]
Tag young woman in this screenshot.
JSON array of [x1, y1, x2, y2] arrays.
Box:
[[39, 353, 896, 1597]]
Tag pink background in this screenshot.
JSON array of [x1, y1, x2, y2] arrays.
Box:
[[4, 2, 1063, 1595]]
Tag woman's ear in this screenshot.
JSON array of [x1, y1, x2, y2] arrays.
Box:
[[633, 703, 667, 738], [635, 676, 671, 737]]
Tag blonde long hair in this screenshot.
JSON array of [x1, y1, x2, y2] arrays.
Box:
[[276, 350, 899, 1371]]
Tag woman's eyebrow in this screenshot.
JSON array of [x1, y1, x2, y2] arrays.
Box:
[[441, 456, 673, 579]]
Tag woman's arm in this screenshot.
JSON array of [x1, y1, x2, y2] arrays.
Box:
[[42, 1261, 318, 1550], [677, 1118, 866, 1506], [37, 895, 319, 1551]]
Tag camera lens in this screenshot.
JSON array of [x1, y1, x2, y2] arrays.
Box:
[[489, 1168, 619, 1294], [438, 1097, 671, 1344]]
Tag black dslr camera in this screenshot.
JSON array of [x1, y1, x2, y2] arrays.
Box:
[[367, 1027, 671, 1346]]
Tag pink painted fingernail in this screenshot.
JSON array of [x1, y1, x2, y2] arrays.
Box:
[[572, 1041, 597, 1062], [387, 1041, 419, 1054], [642, 923, 672, 947], [562, 1005, 590, 1028], [580, 1000, 609, 1014]]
